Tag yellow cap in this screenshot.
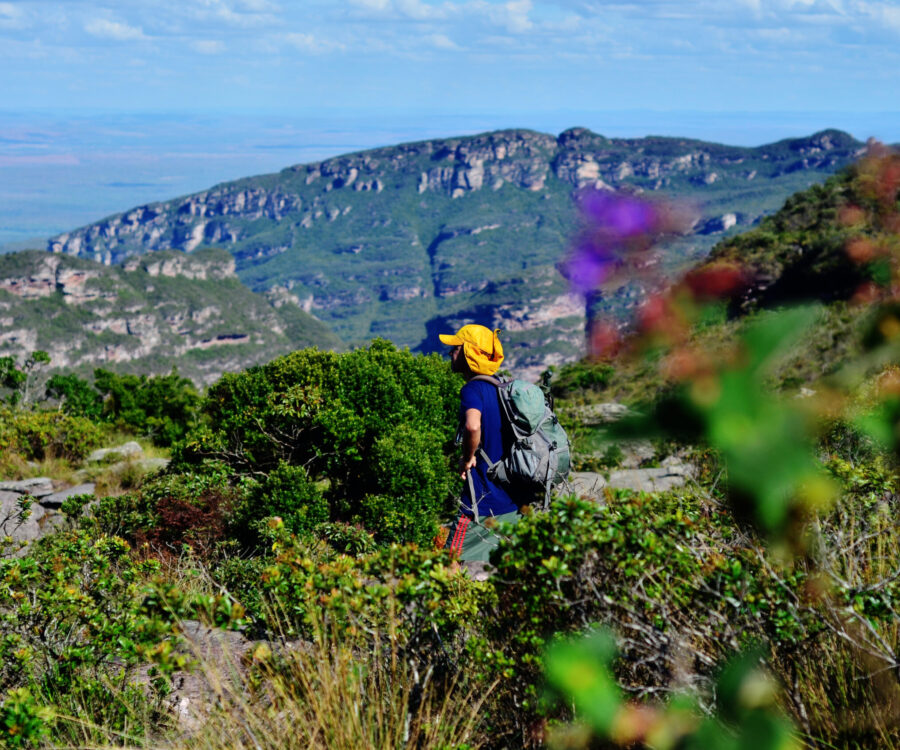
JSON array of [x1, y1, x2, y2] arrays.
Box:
[[439, 324, 504, 375]]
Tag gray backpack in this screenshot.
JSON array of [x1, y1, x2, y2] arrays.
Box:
[[467, 374, 570, 513]]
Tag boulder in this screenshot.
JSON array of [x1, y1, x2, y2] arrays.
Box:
[[136, 457, 169, 472], [605, 467, 691, 493], [0, 477, 54, 497], [87, 441, 144, 463], [565, 461, 695, 500], [40, 483, 96, 509], [566, 403, 633, 425], [566, 472, 608, 501], [0, 490, 46, 543]]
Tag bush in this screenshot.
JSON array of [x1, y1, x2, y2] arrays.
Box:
[[471, 492, 812, 737], [549, 361, 615, 399], [231, 461, 329, 544], [0, 409, 104, 462], [255, 528, 489, 647], [93, 368, 200, 447], [177, 340, 461, 546], [87, 462, 250, 553]]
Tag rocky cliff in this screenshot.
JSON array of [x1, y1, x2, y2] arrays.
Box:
[[0, 249, 341, 384], [46, 128, 863, 375]]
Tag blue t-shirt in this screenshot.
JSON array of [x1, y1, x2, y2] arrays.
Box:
[[459, 379, 518, 518]]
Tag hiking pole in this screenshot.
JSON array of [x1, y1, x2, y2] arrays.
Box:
[[466, 469, 480, 524]]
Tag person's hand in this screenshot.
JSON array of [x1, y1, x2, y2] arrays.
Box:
[[459, 455, 476, 479]]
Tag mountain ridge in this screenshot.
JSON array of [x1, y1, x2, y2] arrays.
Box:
[[43, 127, 865, 375]]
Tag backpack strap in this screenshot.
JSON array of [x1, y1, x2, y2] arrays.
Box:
[[469, 374, 503, 386]]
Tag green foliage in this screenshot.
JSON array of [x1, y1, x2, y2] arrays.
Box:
[[0, 408, 103, 462], [87, 462, 247, 551], [0, 358, 26, 406], [617, 306, 835, 541], [549, 361, 615, 399], [543, 631, 620, 734], [233, 461, 329, 543], [45, 373, 103, 420], [92, 368, 200, 447], [252, 525, 488, 647], [43, 368, 200, 447], [0, 352, 49, 408], [0, 688, 52, 749], [544, 641, 799, 749], [178, 340, 460, 546]]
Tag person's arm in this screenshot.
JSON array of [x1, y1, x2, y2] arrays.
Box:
[[459, 407, 482, 478]]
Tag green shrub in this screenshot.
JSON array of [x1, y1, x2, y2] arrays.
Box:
[[0, 688, 52, 748], [549, 361, 615, 399], [0, 409, 103, 462], [256, 529, 489, 647], [93, 368, 200, 447], [477, 493, 813, 721], [87, 462, 250, 552], [177, 340, 460, 546], [232, 461, 329, 543]]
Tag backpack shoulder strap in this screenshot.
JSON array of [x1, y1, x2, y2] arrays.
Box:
[[468, 374, 503, 387]]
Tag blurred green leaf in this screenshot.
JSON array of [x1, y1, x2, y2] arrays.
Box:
[[544, 630, 621, 734]]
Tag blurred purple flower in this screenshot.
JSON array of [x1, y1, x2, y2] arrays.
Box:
[[563, 190, 689, 295]]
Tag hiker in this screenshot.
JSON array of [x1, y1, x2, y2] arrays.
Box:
[[440, 324, 521, 562]]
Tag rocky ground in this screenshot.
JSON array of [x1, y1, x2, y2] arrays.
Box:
[[0, 441, 168, 548]]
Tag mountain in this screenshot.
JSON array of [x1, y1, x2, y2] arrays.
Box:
[[578, 154, 899, 404], [45, 128, 864, 375], [0, 248, 341, 385]]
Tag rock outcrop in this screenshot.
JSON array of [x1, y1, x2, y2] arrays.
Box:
[[0, 249, 342, 385]]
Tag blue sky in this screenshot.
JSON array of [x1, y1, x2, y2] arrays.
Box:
[[2, 0, 899, 114], [1, 0, 899, 247]]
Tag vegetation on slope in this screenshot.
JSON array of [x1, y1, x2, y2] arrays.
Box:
[[1, 148, 899, 749], [0, 248, 342, 385]]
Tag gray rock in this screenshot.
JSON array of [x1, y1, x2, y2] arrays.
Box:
[[40, 483, 96, 508], [87, 441, 144, 463], [139, 457, 169, 471], [618, 440, 657, 468], [0, 490, 46, 543], [135, 620, 308, 736], [606, 467, 690, 493], [462, 560, 494, 582], [566, 472, 608, 501], [564, 462, 695, 499], [566, 403, 633, 425], [0, 477, 54, 496]]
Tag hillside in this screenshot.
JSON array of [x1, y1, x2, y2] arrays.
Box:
[[0, 248, 341, 384], [569, 154, 898, 404], [46, 128, 864, 374]]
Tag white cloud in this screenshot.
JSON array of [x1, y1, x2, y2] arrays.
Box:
[[283, 31, 344, 53], [84, 18, 146, 41], [191, 39, 226, 53], [395, 0, 447, 18], [428, 32, 460, 48], [854, 0, 900, 31], [350, 0, 392, 9], [495, 0, 533, 32], [189, 0, 279, 28], [0, 2, 27, 30]]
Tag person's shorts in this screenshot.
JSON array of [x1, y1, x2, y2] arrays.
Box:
[[443, 510, 521, 562]]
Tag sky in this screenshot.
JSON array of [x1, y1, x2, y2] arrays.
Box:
[[1, 0, 899, 247]]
